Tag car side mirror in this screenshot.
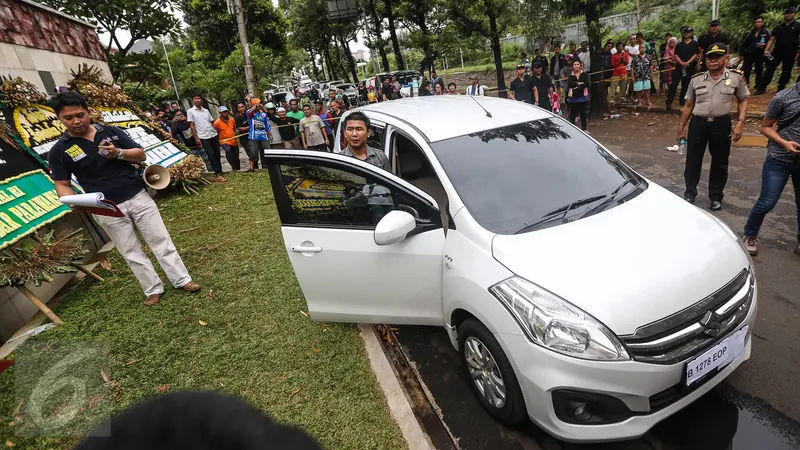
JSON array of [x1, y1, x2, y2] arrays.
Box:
[[374, 210, 417, 246]]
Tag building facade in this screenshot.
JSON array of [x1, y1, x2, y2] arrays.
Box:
[[0, 0, 111, 94]]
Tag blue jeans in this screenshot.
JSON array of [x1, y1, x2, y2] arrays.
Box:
[[743, 155, 800, 241]]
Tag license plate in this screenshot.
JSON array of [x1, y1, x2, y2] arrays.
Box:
[[685, 326, 748, 387]]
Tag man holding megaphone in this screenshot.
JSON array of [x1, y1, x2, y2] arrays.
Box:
[[49, 92, 201, 306]]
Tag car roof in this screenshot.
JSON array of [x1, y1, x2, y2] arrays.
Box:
[[358, 96, 553, 143]]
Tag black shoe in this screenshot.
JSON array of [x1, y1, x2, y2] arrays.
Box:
[[684, 196, 695, 204], [754, 88, 765, 96], [666, 104, 672, 112], [710, 200, 723, 211]]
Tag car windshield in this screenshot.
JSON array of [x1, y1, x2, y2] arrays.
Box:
[[430, 118, 644, 234], [339, 84, 355, 90]]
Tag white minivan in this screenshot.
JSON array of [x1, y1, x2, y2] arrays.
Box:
[[260, 96, 757, 442]]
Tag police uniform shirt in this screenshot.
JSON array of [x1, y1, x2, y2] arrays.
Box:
[[49, 124, 145, 204], [685, 70, 749, 118]]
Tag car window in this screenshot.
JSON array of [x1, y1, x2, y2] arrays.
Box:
[[430, 118, 644, 235], [277, 162, 432, 227], [368, 124, 385, 151]]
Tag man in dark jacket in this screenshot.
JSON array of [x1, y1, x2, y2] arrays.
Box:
[[741, 16, 771, 89]]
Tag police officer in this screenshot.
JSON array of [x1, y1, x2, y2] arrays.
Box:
[[676, 43, 750, 211]]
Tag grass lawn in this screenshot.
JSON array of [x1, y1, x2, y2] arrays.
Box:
[[0, 172, 405, 449]]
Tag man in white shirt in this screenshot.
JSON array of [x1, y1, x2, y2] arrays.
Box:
[[187, 94, 223, 177], [465, 76, 485, 96], [625, 35, 640, 71], [578, 40, 591, 73]]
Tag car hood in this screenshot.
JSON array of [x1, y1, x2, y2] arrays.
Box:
[[491, 184, 749, 336]]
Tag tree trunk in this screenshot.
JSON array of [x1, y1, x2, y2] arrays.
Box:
[[384, 0, 405, 70], [488, 6, 507, 99], [323, 45, 336, 79], [331, 43, 349, 82], [367, 0, 391, 71], [338, 33, 360, 84], [307, 47, 320, 79], [585, 7, 608, 118]]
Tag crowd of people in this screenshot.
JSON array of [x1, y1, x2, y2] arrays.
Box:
[[505, 7, 800, 130], [146, 87, 360, 180]]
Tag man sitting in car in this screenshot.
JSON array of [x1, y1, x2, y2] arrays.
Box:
[[339, 111, 391, 171]]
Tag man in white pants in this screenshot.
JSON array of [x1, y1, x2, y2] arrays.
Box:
[[49, 92, 200, 306]]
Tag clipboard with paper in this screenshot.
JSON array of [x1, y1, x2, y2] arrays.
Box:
[[58, 193, 124, 217]]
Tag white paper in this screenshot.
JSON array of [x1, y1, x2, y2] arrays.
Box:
[[59, 193, 115, 210]]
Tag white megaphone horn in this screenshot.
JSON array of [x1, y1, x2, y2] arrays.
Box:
[[143, 164, 171, 190]]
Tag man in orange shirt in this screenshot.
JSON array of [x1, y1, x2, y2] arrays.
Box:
[[213, 106, 240, 171]]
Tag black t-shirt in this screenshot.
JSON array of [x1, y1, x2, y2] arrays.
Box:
[[234, 114, 250, 140], [531, 74, 554, 110], [381, 83, 393, 100], [771, 21, 800, 53], [675, 39, 700, 64], [742, 28, 771, 56], [272, 116, 300, 141], [49, 124, 145, 204], [698, 32, 730, 52], [510, 75, 533, 103]]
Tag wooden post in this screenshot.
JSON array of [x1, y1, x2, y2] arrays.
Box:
[[70, 263, 105, 282], [17, 285, 63, 325]]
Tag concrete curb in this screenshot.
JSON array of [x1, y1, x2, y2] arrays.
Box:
[[358, 324, 434, 450]]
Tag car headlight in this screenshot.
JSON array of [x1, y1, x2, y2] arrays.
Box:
[[490, 277, 629, 361]]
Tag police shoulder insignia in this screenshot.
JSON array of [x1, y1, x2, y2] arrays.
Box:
[[692, 71, 705, 78]]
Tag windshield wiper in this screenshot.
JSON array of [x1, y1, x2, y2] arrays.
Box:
[[512, 195, 607, 234], [575, 178, 636, 221]]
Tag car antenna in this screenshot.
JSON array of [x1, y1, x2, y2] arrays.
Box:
[[469, 95, 492, 118]]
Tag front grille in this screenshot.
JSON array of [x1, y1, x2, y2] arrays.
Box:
[[619, 269, 754, 365]]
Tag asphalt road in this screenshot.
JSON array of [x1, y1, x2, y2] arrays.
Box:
[[395, 112, 800, 450]]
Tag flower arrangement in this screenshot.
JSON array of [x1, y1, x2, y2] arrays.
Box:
[[67, 64, 130, 107], [0, 229, 87, 288], [0, 77, 46, 108], [167, 155, 211, 195]]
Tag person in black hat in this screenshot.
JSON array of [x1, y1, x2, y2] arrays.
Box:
[[698, 19, 730, 72], [509, 64, 534, 103], [667, 26, 701, 111], [676, 43, 750, 211], [758, 6, 800, 94]]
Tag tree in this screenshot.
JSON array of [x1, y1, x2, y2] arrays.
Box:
[[563, 0, 621, 117], [450, 0, 514, 98], [363, 0, 391, 71], [110, 50, 165, 95], [515, 0, 564, 51], [397, 0, 460, 73], [41, 0, 180, 78], [382, 0, 406, 69], [178, 0, 286, 63]]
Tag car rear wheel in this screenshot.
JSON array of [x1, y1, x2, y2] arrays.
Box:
[[459, 318, 527, 425]]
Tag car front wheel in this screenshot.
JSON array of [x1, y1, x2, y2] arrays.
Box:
[[458, 318, 527, 425]]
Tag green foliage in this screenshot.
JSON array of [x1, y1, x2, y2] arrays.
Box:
[[125, 82, 172, 110], [110, 50, 165, 86], [41, 0, 179, 57], [178, 0, 286, 63]]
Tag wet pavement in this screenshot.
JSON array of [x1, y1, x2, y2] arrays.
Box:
[[393, 112, 800, 449]]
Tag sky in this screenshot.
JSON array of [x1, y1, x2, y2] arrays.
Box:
[[96, 3, 370, 60]]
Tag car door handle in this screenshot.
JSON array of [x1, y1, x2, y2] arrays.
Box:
[[291, 245, 322, 253]]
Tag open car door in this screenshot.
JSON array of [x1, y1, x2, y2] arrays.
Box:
[[263, 150, 445, 325]]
